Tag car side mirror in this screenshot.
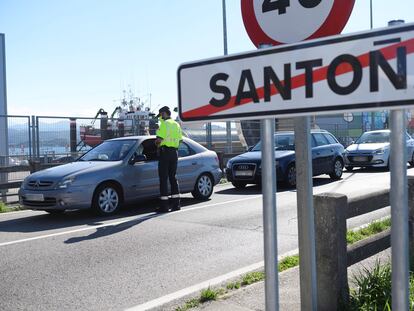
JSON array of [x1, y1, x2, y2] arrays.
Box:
[[129, 154, 147, 164], [350, 141, 355, 145]]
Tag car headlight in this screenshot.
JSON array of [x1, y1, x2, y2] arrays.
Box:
[[374, 148, 385, 155], [57, 176, 76, 189], [20, 177, 28, 190], [226, 161, 232, 169]]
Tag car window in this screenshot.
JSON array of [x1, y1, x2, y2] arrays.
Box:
[[356, 132, 390, 144], [178, 142, 194, 158], [79, 140, 136, 161], [251, 134, 295, 151], [312, 133, 329, 146], [140, 139, 159, 161], [324, 133, 338, 145]]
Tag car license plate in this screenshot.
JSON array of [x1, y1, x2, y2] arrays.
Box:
[[353, 156, 367, 162], [25, 193, 44, 201], [235, 170, 253, 176]]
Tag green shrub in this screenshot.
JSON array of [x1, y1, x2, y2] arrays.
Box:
[[349, 260, 414, 310]]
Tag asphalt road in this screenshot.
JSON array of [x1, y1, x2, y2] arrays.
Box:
[[0, 168, 409, 311]]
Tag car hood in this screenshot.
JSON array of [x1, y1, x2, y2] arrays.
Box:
[[230, 150, 295, 162], [346, 143, 390, 152], [28, 161, 121, 180]]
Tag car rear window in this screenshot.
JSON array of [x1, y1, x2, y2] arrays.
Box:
[[313, 133, 329, 146], [324, 133, 338, 145]]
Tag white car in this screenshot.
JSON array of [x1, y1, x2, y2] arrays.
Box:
[[344, 130, 414, 171]]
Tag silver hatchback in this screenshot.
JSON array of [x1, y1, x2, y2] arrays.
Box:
[[344, 130, 414, 170], [18, 136, 222, 215]]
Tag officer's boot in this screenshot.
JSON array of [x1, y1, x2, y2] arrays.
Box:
[[170, 196, 181, 211], [157, 199, 170, 213]]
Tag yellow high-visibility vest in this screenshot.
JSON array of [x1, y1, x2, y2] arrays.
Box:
[[156, 118, 182, 148]]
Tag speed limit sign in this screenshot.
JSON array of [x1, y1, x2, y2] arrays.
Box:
[[241, 0, 355, 46]]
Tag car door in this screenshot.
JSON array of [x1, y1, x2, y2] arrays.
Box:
[[311, 133, 332, 174], [124, 139, 160, 200], [177, 142, 200, 192]]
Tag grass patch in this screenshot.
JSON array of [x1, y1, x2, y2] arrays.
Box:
[[0, 202, 22, 213], [199, 287, 221, 303], [241, 271, 265, 286], [278, 255, 300, 272], [175, 218, 393, 311], [219, 177, 228, 184], [226, 281, 241, 290], [175, 298, 200, 311], [347, 218, 391, 245]]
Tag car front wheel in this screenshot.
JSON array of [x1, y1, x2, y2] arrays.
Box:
[[329, 158, 343, 180], [92, 183, 122, 216], [192, 173, 214, 200]]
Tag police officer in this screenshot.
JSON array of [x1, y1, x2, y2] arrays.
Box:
[[155, 106, 183, 212]]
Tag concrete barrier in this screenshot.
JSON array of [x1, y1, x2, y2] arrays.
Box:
[[314, 177, 414, 310]]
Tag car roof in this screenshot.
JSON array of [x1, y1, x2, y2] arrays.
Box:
[[274, 129, 330, 135], [107, 135, 192, 143]]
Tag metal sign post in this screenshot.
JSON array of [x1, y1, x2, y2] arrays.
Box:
[[389, 19, 409, 311], [261, 117, 279, 310], [294, 116, 317, 310], [258, 43, 279, 311], [0, 33, 8, 162]]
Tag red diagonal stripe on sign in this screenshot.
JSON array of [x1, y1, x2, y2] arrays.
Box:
[[182, 38, 414, 119]]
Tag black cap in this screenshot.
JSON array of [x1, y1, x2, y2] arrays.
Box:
[[157, 106, 171, 117]]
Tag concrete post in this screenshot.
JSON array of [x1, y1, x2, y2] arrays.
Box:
[[314, 193, 349, 310]]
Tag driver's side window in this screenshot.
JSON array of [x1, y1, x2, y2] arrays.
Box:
[[140, 139, 159, 161]]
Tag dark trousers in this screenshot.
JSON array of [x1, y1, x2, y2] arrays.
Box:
[[158, 147, 179, 197]]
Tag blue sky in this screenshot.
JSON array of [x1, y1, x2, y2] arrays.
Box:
[[0, 0, 413, 117]]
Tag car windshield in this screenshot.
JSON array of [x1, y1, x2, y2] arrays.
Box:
[[251, 134, 295, 151], [79, 140, 136, 161], [356, 132, 390, 144]]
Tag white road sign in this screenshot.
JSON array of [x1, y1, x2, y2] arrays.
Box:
[[178, 23, 414, 122]]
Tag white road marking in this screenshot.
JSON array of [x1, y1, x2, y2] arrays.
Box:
[[125, 248, 299, 311], [0, 195, 262, 247]]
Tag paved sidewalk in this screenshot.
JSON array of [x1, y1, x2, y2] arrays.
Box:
[[165, 249, 391, 311]]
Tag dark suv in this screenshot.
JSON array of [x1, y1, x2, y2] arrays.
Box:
[[225, 130, 345, 188]]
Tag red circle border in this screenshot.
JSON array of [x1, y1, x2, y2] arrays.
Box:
[[241, 0, 356, 47]]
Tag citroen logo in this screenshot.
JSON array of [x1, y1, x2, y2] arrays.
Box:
[[34, 180, 40, 188]]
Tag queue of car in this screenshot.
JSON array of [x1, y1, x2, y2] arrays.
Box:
[[225, 130, 345, 188], [18, 129, 414, 215]]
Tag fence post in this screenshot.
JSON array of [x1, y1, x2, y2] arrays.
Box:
[[314, 193, 349, 310], [69, 118, 77, 153], [408, 176, 414, 271]]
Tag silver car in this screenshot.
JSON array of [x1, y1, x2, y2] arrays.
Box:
[[18, 136, 222, 215], [344, 129, 414, 171]]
